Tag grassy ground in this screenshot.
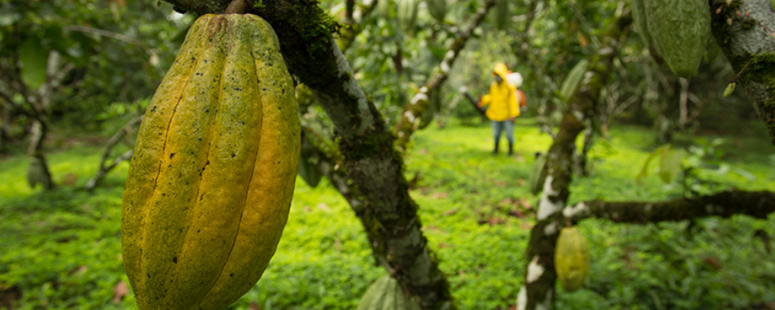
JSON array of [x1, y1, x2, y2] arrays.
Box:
[[1, 118, 774, 310]]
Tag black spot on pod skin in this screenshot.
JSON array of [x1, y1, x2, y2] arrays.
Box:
[[173, 257, 178, 263], [170, 153, 175, 159]]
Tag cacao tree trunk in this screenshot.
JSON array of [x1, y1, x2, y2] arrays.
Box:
[[0, 99, 9, 153], [516, 12, 632, 310], [26, 119, 54, 190], [710, 0, 775, 145]]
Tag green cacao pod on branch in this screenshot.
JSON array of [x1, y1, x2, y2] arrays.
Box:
[[425, 0, 447, 22], [357, 276, 422, 310], [644, 0, 710, 78], [631, 0, 659, 54], [555, 226, 591, 292], [398, 0, 419, 32], [559, 59, 589, 102], [121, 13, 300, 310]]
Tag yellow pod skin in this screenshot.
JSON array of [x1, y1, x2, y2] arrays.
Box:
[[554, 227, 591, 292], [121, 13, 299, 310]]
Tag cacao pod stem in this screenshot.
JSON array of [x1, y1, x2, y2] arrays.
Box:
[[225, 0, 249, 14]]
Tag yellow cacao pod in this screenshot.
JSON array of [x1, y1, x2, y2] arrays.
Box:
[[554, 226, 590, 292], [121, 13, 300, 310]]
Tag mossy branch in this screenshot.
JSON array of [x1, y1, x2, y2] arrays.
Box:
[[562, 190, 775, 224], [393, 0, 495, 152], [710, 0, 775, 145]]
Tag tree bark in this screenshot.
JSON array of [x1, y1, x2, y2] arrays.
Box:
[[516, 12, 632, 310], [562, 190, 775, 224], [710, 0, 775, 145], [392, 0, 495, 152]]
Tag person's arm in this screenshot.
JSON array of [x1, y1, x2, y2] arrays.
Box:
[[478, 94, 492, 108]]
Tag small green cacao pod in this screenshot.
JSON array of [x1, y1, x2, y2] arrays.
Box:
[[377, 0, 393, 19], [489, 0, 509, 30], [555, 227, 591, 292], [644, 0, 710, 78], [529, 153, 547, 195], [425, 0, 447, 22], [418, 90, 440, 130], [398, 0, 419, 32], [122, 13, 300, 310], [560, 59, 589, 102], [357, 276, 421, 310]]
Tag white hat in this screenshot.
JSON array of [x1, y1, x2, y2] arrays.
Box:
[[507, 72, 523, 88]]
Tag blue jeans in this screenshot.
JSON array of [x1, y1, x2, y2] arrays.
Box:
[[491, 120, 514, 145]]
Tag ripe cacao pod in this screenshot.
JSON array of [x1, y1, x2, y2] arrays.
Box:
[[644, 0, 710, 77], [559, 59, 588, 102], [357, 276, 421, 310], [121, 13, 300, 310], [398, 0, 419, 32], [425, 0, 447, 22], [555, 226, 591, 292]]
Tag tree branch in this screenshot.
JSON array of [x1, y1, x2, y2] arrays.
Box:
[[562, 190, 775, 224], [64, 25, 151, 54], [710, 0, 775, 145], [83, 115, 143, 191], [393, 0, 495, 152]]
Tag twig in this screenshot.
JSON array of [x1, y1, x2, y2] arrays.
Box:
[[83, 115, 143, 191]]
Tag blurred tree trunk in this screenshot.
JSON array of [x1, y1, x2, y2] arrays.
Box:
[[516, 12, 632, 310], [710, 0, 775, 145], [0, 99, 9, 153]]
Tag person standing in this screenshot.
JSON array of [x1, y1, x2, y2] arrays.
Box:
[[478, 63, 519, 155]]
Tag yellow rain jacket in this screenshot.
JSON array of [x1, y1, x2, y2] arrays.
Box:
[[479, 63, 519, 121]]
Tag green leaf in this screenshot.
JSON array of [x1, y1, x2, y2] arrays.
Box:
[[19, 39, 48, 89], [658, 149, 685, 184], [732, 168, 756, 182], [636, 145, 670, 185]]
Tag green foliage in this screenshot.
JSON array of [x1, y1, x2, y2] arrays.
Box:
[[636, 138, 758, 197], [18, 39, 48, 89], [1, 121, 775, 309]]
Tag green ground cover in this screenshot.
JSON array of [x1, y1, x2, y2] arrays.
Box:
[[1, 119, 774, 309]]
